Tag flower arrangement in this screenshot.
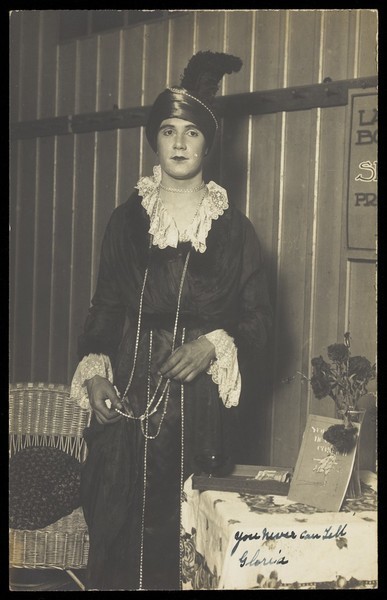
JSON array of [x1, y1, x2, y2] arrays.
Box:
[[309, 332, 376, 452], [289, 333, 376, 453]]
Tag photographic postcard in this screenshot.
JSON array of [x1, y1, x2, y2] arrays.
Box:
[[287, 414, 360, 512]]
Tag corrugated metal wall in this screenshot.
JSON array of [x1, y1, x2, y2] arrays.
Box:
[[10, 10, 377, 466]]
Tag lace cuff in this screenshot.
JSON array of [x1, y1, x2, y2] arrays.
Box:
[[70, 353, 113, 410], [203, 329, 241, 408]]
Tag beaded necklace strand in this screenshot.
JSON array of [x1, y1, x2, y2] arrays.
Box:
[[159, 181, 205, 194], [113, 236, 191, 589], [114, 242, 191, 437], [138, 327, 187, 591]]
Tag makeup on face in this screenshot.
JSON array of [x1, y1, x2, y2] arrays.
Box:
[[157, 118, 207, 182]]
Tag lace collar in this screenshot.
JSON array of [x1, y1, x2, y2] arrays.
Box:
[[135, 165, 228, 253]]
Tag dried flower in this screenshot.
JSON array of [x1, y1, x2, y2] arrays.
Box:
[[323, 424, 358, 453], [327, 343, 349, 363], [308, 334, 375, 414], [310, 374, 332, 399], [311, 355, 330, 372], [348, 356, 375, 381]]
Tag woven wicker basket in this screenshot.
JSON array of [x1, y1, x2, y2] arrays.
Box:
[[9, 382, 92, 577]]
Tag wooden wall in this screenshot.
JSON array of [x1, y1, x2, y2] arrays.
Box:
[[10, 10, 377, 467]]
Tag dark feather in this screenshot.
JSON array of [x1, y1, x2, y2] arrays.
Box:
[[181, 51, 242, 103]]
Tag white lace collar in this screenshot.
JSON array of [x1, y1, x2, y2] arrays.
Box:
[[135, 165, 228, 253]]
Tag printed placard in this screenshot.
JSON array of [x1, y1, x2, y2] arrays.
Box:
[[347, 90, 377, 250]]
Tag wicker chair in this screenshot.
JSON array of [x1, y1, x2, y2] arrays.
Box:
[[9, 382, 92, 590]]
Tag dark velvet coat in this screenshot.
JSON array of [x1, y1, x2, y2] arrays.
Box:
[[79, 190, 272, 590]]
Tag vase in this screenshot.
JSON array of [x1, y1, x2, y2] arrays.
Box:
[[344, 409, 366, 500]]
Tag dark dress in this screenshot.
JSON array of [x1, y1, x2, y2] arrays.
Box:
[[78, 190, 272, 590]]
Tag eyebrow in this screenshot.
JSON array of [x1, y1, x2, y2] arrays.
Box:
[[159, 123, 199, 131]]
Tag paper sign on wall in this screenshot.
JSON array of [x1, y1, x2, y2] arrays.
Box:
[[347, 90, 377, 250]]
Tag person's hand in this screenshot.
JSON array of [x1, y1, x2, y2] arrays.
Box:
[[158, 337, 216, 383], [86, 374, 123, 425]]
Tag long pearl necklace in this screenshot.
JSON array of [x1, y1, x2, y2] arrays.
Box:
[[179, 375, 185, 590], [114, 239, 190, 590], [114, 243, 191, 439]]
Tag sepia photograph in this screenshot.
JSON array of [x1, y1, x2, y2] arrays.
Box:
[[9, 9, 377, 591]]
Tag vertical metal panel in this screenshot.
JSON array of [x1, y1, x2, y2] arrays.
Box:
[[12, 139, 37, 381], [222, 9, 254, 208], [120, 25, 145, 108], [225, 11, 253, 94], [114, 32, 124, 209], [254, 10, 286, 91], [9, 140, 20, 381], [91, 130, 119, 296], [48, 136, 75, 383], [286, 10, 321, 86], [220, 12, 253, 214], [141, 20, 170, 176], [67, 136, 78, 383], [19, 11, 41, 121], [90, 32, 121, 295], [320, 10, 352, 81], [10, 11, 22, 122], [249, 9, 286, 258], [39, 11, 59, 118], [350, 10, 361, 79], [142, 19, 170, 104], [248, 114, 282, 276], [116, 128, 141, 203], [220, 114, 249, 213], [44, 33, 78, 383], [10, 13, 23, 379], [56, 40, 77, 116], [196, 11, 225, 52], [67, 133, 95, 380], [94, 32, 121, 230], [358, 10, 378, 77], [168, 13, 196, 86], [97, 31, 121, 111], [117, 27, 145, 200], [76, 36, 98, 113], [346, 261, 377, 365], [75, 36, 99, 328], [67, 36, 99, 379], [31, 137, 55, 381], [345, 259, 377, 472]]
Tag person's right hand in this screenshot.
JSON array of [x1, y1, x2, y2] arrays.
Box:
[[86, 374, 123, 425]]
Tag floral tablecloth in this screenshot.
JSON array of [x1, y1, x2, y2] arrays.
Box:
[[181, 470, 377, 590]]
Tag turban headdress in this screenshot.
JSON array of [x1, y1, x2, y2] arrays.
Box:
[[146, 51, 242, 152]]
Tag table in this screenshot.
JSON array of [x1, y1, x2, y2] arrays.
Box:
[[181, 470, 377, 590]]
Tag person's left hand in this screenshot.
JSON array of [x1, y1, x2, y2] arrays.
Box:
[[158, 337, 216, 383]]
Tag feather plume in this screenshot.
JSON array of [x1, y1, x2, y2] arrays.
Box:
[[180, 51, 242, 103]]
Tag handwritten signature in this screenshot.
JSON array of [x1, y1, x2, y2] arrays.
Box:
[[232, 524, 348, 567], [239, 549, 289, 567]]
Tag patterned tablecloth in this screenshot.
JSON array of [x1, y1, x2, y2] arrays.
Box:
[[181, 470, 377, 590]]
